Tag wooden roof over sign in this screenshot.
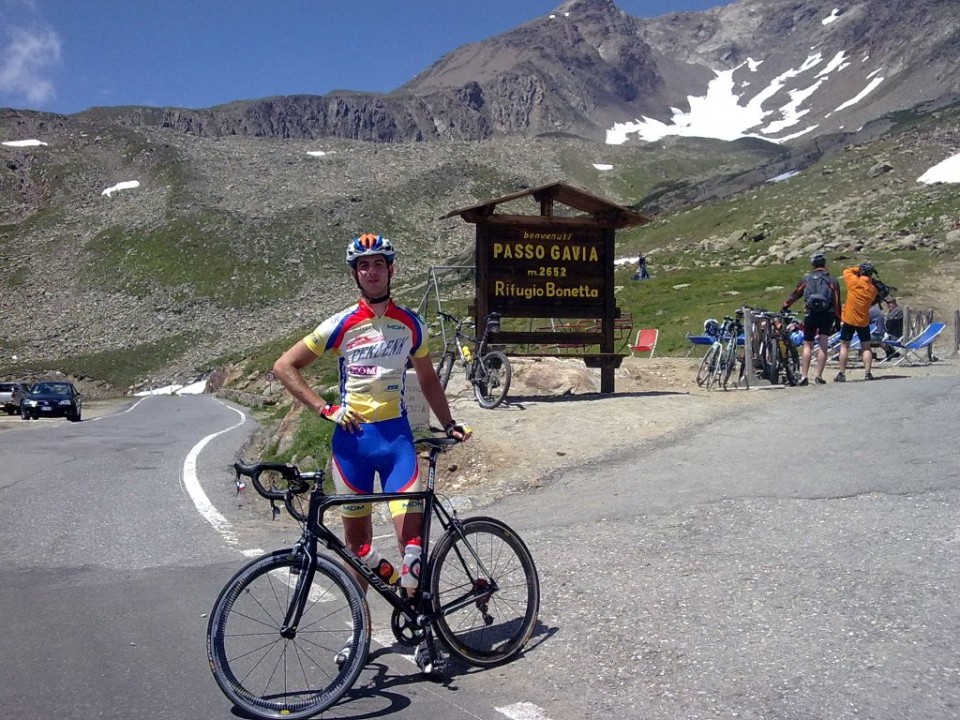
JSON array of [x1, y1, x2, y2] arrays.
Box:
[[440, 181, 653, 230]]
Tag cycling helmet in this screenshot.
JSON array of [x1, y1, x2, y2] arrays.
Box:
[[346, 233, 396, 268], [810, 252, 826, 268], [858, 261, 875, 277], [703, 318, 720, 338]]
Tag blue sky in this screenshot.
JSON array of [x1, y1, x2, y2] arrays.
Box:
[[0, 0, 730, 115]]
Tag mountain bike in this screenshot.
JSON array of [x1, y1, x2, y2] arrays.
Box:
[[435, 311, 512, 409], [207, 435, 540, 720], [754, 310, 801, 385]]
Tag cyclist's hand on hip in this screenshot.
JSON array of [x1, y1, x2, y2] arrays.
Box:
[[321, 403, 365, 432], [444, 420, 472, 442]]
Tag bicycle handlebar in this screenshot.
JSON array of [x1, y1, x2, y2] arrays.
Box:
[[234, 460, 311, 500], [234, 435, 461, 502]]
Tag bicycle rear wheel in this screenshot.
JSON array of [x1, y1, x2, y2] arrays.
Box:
[[784, 343, 800, 386], [429, 517, 540, 666], [436, 352, 455, 391], [473, 350, 511, 409], [696, 343, 720, 387], [763, 336, 780, 385], [207, 550, 370, 720], [720, 339, 739, 389]]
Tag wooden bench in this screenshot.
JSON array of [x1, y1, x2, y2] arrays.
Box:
[[528, 313, 634, 353]]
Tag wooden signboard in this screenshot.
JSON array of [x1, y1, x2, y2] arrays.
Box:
[[483, 223, 607, 317], [441, 182, 652, 394]]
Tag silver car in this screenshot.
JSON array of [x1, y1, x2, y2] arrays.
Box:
[[0, 381, 29, 415]]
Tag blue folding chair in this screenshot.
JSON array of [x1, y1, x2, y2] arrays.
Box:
[[685, 334, 716, 357], [881, 322, 946, 366]]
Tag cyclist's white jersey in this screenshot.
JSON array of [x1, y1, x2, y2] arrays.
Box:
[[303, 299, 429, 423]]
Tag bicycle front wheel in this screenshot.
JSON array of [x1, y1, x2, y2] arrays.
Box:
[[720, 339, 739, 389], [207, 551, 370, 720], [436, 352, 455, 391], [430, 517, 540, 666], [696, 343, 720, 387], [473, 350, 512, 409]]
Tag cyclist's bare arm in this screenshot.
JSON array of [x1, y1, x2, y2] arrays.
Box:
[[273, 341, 364, 432], [410, 355, 471, 441], [273, 341, 326, 411]]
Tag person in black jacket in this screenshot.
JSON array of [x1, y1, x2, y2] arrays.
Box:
[[782, 252, 842, 386], [880, 297, 904, 359]]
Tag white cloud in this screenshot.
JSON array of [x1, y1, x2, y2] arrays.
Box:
[[0, 18, 62, 105]]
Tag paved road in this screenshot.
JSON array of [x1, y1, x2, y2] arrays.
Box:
[[0, 395, 557, 720], [489, 371, 960, 719], [1, 372, 958, 719]]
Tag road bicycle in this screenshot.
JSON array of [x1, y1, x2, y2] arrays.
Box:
[[696, 310, 744, 390], [207, 435, 540, 720], [435, 310, 512, 409]]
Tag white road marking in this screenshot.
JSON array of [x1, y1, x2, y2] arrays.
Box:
[[496, 702, 554, 720], [88, 396, 148, 422], [181, 402, 247, 547]]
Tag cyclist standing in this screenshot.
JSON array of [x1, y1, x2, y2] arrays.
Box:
[[835, 261, 880, 382], [272, 232, 470, 675], [782, 251, 841, 386]]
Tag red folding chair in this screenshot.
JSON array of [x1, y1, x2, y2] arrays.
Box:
[[630, 328, 659, 357]]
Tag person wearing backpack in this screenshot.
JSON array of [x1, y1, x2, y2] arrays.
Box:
[[835, 261, 880, 381], [782, 252, 842, 385]]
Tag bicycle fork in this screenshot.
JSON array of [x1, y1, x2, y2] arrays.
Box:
[[280, 544, 318, 639]]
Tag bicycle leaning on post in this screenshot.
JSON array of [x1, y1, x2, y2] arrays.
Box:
[[206, 434, 541, 720], [696, 310, 745, 390], [752, 309, 802, 386], [435, 310, 512, 409]]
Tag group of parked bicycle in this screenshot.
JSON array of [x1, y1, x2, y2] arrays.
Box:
[[696, 253, 913, 390], [695, 306, 805, 390]]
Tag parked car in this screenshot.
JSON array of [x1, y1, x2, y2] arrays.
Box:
[[1, 381, 29, 415], [20, 380, 82, 421]]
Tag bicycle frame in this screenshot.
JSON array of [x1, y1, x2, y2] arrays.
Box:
[[275, 444, 496, 633], [438, 311, 491, 377]]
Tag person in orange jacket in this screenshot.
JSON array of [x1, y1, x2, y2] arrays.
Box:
[[835, 262, 879, 382]]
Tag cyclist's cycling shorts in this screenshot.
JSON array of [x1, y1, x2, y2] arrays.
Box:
[[803, 311, 835, 342], [330, 416, 423, 519], [839, 322, 871, 343]]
